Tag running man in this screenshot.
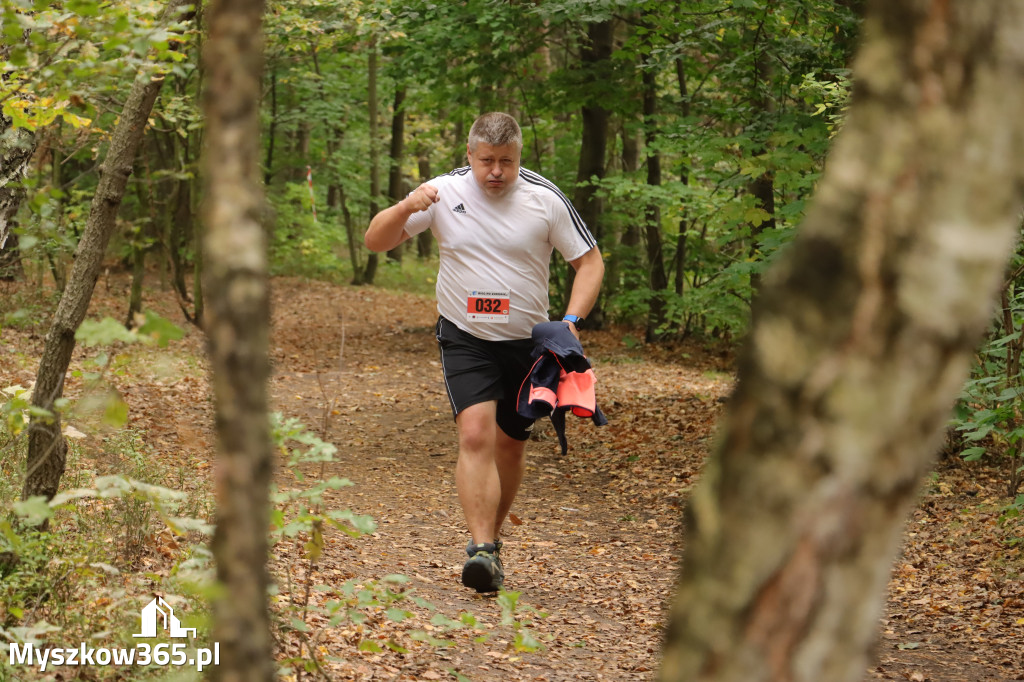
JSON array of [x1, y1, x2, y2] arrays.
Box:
[[365, 112, 604, 592]]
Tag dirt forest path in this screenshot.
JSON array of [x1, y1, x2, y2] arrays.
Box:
[[264, 279, 727, 681], [258, 278, 1021, 682]]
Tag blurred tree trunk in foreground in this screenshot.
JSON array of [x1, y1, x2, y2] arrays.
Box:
[[202, 0, 275, 680], [660, 2, 1024, 681]]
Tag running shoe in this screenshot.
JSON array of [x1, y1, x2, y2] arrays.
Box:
[[462, 541, 504, 593]]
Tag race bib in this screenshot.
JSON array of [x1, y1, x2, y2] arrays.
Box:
[[466, 288, 511, 323]]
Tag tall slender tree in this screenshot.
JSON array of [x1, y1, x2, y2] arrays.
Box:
[[569, 18, 613, 327], [363, 34, 381, 285], [386, 84, 407, 262], [202, 0, 275, 679], [24, 0, 193, 502], [415, 150, 434, 258], [642, 52, 668, 342], [744, 7, 778, 298]]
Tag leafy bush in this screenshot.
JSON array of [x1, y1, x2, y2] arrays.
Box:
[[0, 423, 214, 680], [268, 182, 350, 281], [953, 252, 1024, 500]]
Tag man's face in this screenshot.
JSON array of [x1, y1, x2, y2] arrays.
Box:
[[467, 142, 521, 197]]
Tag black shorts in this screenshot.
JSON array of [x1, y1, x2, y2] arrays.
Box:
[[435, 316, 537, 440]]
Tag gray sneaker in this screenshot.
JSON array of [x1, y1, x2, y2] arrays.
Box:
[[462, 541, 504, 593]]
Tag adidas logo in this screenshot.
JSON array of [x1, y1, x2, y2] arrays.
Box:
[[452, 203, 467, 214]]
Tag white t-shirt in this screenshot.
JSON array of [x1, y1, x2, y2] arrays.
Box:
[[403, 167, 597, 341]]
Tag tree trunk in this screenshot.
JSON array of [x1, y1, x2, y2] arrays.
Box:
[[643, 63, 668, 343], [125, 171, 154, 327], [125, 241, 146, 327], [746, 21, 777, 298], [659, 2, 1024, 680], [451, 117, 464, 169], [566, 19, 612, 326], [326, 126, 363, 284], [202, 0, 275, 679], [363, 35, 380, 285], [416, 154, 433, 259], [192, 194, 205, 325], [264, 66, 277, 186], [24, 1, 190, 501], [0, 233, 25, 281], [338, 182, 361, 285], [674, 58, 690, 303], [386, 84, 406, 263], [621, 123, 641, 249], [604, 123, 641, 303], [169, 143, 194, 306], [291, 120, 311, 183]]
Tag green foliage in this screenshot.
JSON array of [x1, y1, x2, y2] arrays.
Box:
[[0, 417, 214, 681], [953, 248, 1024, 500], [4, 0, 863, 343], [1, 0, 189, 132], [76, 317, 139, 347], [496, 588, 549, 653], [371, 257, 440, 298], [541, 0, 859, 337], [268, 183, 349, 281], [1, 384, 57, 437], [1002, 494, 1024, 529], [64, 312, 183, 432], [3, 0, 200, 317], [269, 412, 376, 541], [798, 68, 854, 138], [269, 412, 377, 672]]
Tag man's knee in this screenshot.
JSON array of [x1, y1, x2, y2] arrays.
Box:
[[457, 403, 497, 454]]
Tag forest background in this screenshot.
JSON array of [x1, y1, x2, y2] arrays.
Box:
[[1, 0, 1024, 680]]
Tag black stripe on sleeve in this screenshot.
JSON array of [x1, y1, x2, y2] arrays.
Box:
[[519, 168, 597, 249]]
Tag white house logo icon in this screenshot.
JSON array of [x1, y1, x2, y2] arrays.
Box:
[[133, 597, 196, 638]]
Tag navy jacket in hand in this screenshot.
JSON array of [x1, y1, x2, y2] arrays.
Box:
[[516, 321, 608, 454]]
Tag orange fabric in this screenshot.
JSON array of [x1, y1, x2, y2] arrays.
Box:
[[556, 368, 597, 416], [529, 384, 557, 408]]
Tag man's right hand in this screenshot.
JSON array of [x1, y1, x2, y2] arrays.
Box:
[[403, 182, 439, 213], [365, 182, 439, 252]]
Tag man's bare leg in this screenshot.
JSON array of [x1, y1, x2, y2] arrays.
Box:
[[455, 401, 501, 545], [455, 402, 528, 544], [493, 429, 527, 539]]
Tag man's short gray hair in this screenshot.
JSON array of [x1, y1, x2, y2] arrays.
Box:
[[468, 112, 522, 151]]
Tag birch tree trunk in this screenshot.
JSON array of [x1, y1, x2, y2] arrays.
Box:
[[201, 0, 275, 680], [23, 0, 191, 500], [659, 2, 1024, 680]]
